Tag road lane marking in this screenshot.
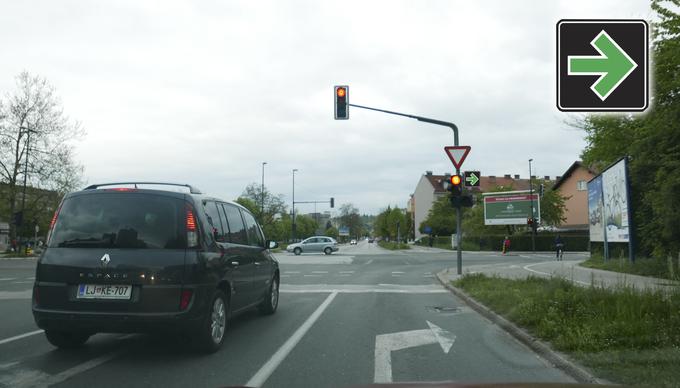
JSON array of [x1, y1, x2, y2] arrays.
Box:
[[247, 292, 338, 387], [284, 271, 300, 274], [0, 278, 17, 281], [0, 330, 44, 346], [280, 284, 447, 294], [303, 274, 322, 277], [365, 259, 374, 265], [11, 281, 33, 284], [391, 271, 405, 274], [374, 321, 455, 383], [339, 271, 354, 274], [311, 271, 328, 274], [523, 262, 590, 286]]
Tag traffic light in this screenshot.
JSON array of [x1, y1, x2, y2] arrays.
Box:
[[334, 85, 349, 120], [539, 183, 545, 198], [449, 174, 463, 196], [330, 197, 335, 208]]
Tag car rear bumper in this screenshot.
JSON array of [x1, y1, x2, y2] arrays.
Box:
[[33, 308, 204, 333]]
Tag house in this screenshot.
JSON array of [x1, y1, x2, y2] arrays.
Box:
[[410, 171, 540, 239], [553, 161, 597, 230]]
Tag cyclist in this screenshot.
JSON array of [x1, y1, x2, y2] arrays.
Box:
[[555, 234, 564, 261]]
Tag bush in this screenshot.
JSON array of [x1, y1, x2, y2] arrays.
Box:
[[463, 234, 590, 251]]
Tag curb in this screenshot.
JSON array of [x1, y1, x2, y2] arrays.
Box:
[[435, 270, 607, 385]]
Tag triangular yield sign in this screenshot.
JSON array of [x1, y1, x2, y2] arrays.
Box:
[[444, 146, 471, 169]]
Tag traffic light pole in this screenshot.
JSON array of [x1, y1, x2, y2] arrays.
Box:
[[348, 103, 463, 275]]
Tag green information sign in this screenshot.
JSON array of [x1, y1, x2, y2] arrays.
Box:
[[483, 192, 540, 226]]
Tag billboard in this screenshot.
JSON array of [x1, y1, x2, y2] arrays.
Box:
[[588, 157, 631, 243], [587, 175, 605, 242], [483, 192, 540, 225], [338, 227, 350, 237]]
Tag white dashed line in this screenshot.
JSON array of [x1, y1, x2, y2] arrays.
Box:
[[284, 271, 300, 274], [303, 274, 323, 277], [339, 271, 354, 274], [391, 271, 405, 274], [0, 278, 16, 282], [312, 271, 329, 274]]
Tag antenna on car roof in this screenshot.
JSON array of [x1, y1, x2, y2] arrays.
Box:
[[83, 182, 203, 194]]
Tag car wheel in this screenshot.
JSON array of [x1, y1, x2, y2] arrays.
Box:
[[259, 276, 279, 315], [195, 290, 229, 353], [324, 247, 332, 255], [294, 247, 302, 256], [45, 330, 90, 349]]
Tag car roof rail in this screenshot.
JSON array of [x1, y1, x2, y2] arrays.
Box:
[[83, 182, 203, 194]]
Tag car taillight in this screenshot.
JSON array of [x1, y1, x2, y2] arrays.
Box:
[[46, 203, 63, 245], [186, 207, 198, 248], [180, 289, 193, 310]]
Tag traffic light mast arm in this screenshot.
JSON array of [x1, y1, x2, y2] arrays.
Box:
[[348, 103, 459, 146]]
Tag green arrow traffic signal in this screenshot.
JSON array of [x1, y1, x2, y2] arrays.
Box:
[[465, 172, 479, 186], [568, 30, 637, 101]]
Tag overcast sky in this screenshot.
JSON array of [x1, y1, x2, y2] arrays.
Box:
[[0, 0, 652, 215]]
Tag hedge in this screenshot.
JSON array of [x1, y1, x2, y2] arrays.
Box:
[[418, 234, 589, 251]]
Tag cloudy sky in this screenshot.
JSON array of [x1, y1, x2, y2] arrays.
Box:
[[0, 0, 652, 215]]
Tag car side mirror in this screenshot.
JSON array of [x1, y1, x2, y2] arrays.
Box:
[[267, 240, 278, 249]]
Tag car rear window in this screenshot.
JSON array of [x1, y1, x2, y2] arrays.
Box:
[[49, 193, 186, 249]]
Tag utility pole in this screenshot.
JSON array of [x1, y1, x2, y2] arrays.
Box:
[[529, 158, 536, 252], [19, 126, 34, 249], [261, 162, 267, 219], [292, 169, 298, 241]]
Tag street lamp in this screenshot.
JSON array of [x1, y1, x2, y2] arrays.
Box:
[[292, 169, 298, 241], [529, 158, 536, 252], [261, 162, 267, 218], [17, 126, 36, 248]]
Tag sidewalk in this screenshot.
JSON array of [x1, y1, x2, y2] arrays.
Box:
[[439, 258, 679, 292]]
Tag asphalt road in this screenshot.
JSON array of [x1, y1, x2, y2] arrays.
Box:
[[0, 241, 578, 388]]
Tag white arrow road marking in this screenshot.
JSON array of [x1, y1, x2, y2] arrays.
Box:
[[374, 321, 456, 383]]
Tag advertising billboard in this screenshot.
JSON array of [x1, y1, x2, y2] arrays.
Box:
[[483, 192, 540, 225], [588, 157, 631, 244], [587, 175, 605, 242]]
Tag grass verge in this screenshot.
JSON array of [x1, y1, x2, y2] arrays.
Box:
[[378, 241, 410, 250], [454, 273, 680, 387], [581, 255, 680, 281]]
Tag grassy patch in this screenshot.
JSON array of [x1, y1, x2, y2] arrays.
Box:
[[377, 241, 410, 250], [581, 255, 680, 281], [455, 274, 680, 387]]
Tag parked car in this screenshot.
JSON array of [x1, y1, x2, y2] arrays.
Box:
[[350, 239, 357, 245], [32, 182, 280, 353], [286, 236, 339, 255]]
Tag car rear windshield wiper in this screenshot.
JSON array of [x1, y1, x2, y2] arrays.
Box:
[[56, 238, 114, 248]]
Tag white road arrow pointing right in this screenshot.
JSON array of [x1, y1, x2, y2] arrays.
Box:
[[374, 321, 456, 383]]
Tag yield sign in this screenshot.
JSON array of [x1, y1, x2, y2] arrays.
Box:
[[444, 146, 471, 170]]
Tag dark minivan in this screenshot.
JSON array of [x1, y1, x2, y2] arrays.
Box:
[[32, 182, 280, 353]]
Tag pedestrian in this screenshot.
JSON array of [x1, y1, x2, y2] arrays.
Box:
[[502, 236, 510, 255], [555, 234, 564, 261], [429, 233, 435, 247]]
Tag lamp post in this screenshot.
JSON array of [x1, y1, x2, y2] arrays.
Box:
[[18, 126, 35, 249], [261, 162, 267, 219], [292, 169, 298, 241], [529, 158, 536, 252]]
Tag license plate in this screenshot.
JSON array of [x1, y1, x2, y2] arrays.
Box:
[[77, 284, 132, 300]]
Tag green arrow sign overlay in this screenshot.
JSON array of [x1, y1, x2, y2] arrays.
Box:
[[568, 30, 637, 101], [465, 172, 479, 186]]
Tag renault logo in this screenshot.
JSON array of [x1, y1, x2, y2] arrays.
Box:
[[101, 253, 111, 268]]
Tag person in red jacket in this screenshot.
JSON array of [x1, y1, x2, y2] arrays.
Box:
[[502, 236, 510, 255]]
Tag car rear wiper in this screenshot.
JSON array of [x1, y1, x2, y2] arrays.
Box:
[[57, 238, 113, 248]]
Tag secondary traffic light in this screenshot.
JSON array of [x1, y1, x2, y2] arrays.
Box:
[[330, 197, 335, 208], [334, 85, 349, 120]]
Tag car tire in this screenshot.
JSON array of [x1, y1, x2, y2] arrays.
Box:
[[194, 290, 229, 353], [294, 247, 302, 256], [45, 330, 90, 349], [258, 276, 279, 315], [324, 247, 332, 255]]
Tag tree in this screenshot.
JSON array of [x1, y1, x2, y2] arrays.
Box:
[[0, 72, 84, 241], [420, 196, 456, 236], [295, 214, 318, 239], [338, 203, 364, 238], [570, 2, 680, 257], [325, 226, 339, 239], [239, 183, 287, 225]]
